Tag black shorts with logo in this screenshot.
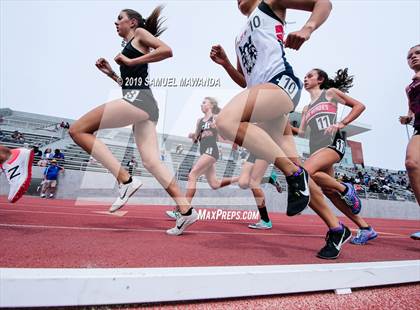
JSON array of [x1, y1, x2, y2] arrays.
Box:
[[122, 88, 159, 123]]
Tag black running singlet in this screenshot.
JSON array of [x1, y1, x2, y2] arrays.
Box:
[[197, 116, 219, 160], [304, 90, 343, 154], [119, 38, 159, 122], [120, 39, 149, 90]]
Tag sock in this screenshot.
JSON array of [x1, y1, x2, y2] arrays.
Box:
[[360, 226, 371, 230], [123, 176, 132, 185], [292, 166, 303, 177], [330, 223, 344, 233], [258, 207, 270, 222], [181, 208, 193, 216]]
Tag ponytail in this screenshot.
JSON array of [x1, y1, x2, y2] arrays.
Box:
[[314, 68, 354, 93], [123, 5, 167, 37]]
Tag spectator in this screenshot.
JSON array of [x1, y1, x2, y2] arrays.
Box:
[[11, 130, 23, 143], [53, 148, 65, 163], [175, 144, 184, 154], [40, 159, 64, 198], [127, 156, 138, 175], [160, 149, 166, 161], [42, 148, 54, 160], [32, 145, 42, 157]]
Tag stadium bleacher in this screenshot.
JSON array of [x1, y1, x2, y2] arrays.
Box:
[[0, 108, 415, 202]]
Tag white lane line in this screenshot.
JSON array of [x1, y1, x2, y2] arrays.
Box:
[[0, 223, 410, 238]]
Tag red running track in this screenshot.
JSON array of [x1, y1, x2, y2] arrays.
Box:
[[0, 196, 419, 268]]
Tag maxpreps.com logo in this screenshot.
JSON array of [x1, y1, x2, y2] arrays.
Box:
[[197, 209, 259, 221]]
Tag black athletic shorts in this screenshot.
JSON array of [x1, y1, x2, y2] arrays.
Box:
[[200, 143, 219, 160], [327, 132, 346, 159], [414, 126, 420, 136], [122, 88, 159, 123], [311, 132, 346, 160]]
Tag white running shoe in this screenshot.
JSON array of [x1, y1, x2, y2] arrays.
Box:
[[248, 219, 272, 230], [166, 210, 179, 220], [109, 177, 143, 213], [2, 148, 34, 203], [166, 208, 198, 236]]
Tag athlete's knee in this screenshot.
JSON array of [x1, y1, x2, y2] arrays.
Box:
[[304, 165, 317, 176], [311, 171, 323, 183], [142, 157, 160, 173], [69, 123, 89, 140], [215, 114, 233, 137], [238, 178, 250, 189], [188, 170, 199, 181], [68, 125, 79, 140], [405, 157, 419, 172], [208, 181, 220, 190]]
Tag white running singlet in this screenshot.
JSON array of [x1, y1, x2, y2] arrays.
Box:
[[235, 1, 292, 88]]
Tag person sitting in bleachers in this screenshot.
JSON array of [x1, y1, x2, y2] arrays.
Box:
[[43, 148, 53, 160], [53, 148, 65, 164], [13, 131, 25, 143], [175, 144, 184, 154]]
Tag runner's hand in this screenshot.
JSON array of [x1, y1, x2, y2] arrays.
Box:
[[210, 45, 229, 66]]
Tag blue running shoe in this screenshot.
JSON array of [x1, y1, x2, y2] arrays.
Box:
[[340, 182, 362, 214], [351, 227, 378, 245]]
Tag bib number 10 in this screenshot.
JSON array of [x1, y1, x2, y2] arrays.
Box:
[[275, 75, 299, 100]]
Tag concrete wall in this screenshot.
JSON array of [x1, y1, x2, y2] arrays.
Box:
[[1, 167, 419, 220]]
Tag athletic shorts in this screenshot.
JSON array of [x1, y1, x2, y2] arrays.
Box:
[[327, 133, 346, 160], [414, 126, 420, 136], [122, 88, 159, 123], [268, 71, 303, 112], [200, 143, 219, 160], [311, 132, 346, 160]]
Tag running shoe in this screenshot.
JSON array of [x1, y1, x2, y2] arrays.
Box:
[[109, 177, 143, 212], [2, 148, 34, 203], [351, 227, 378, 245], [166, 208, 199, 236], [340, 182, 362, 214], [268, 172, 282, 193], [317, 225, 352, 259], [410, 231, 420, 240], [166, 209, 179, 220], [248, 219, 272, 230], [285, 167, 310, 216]]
